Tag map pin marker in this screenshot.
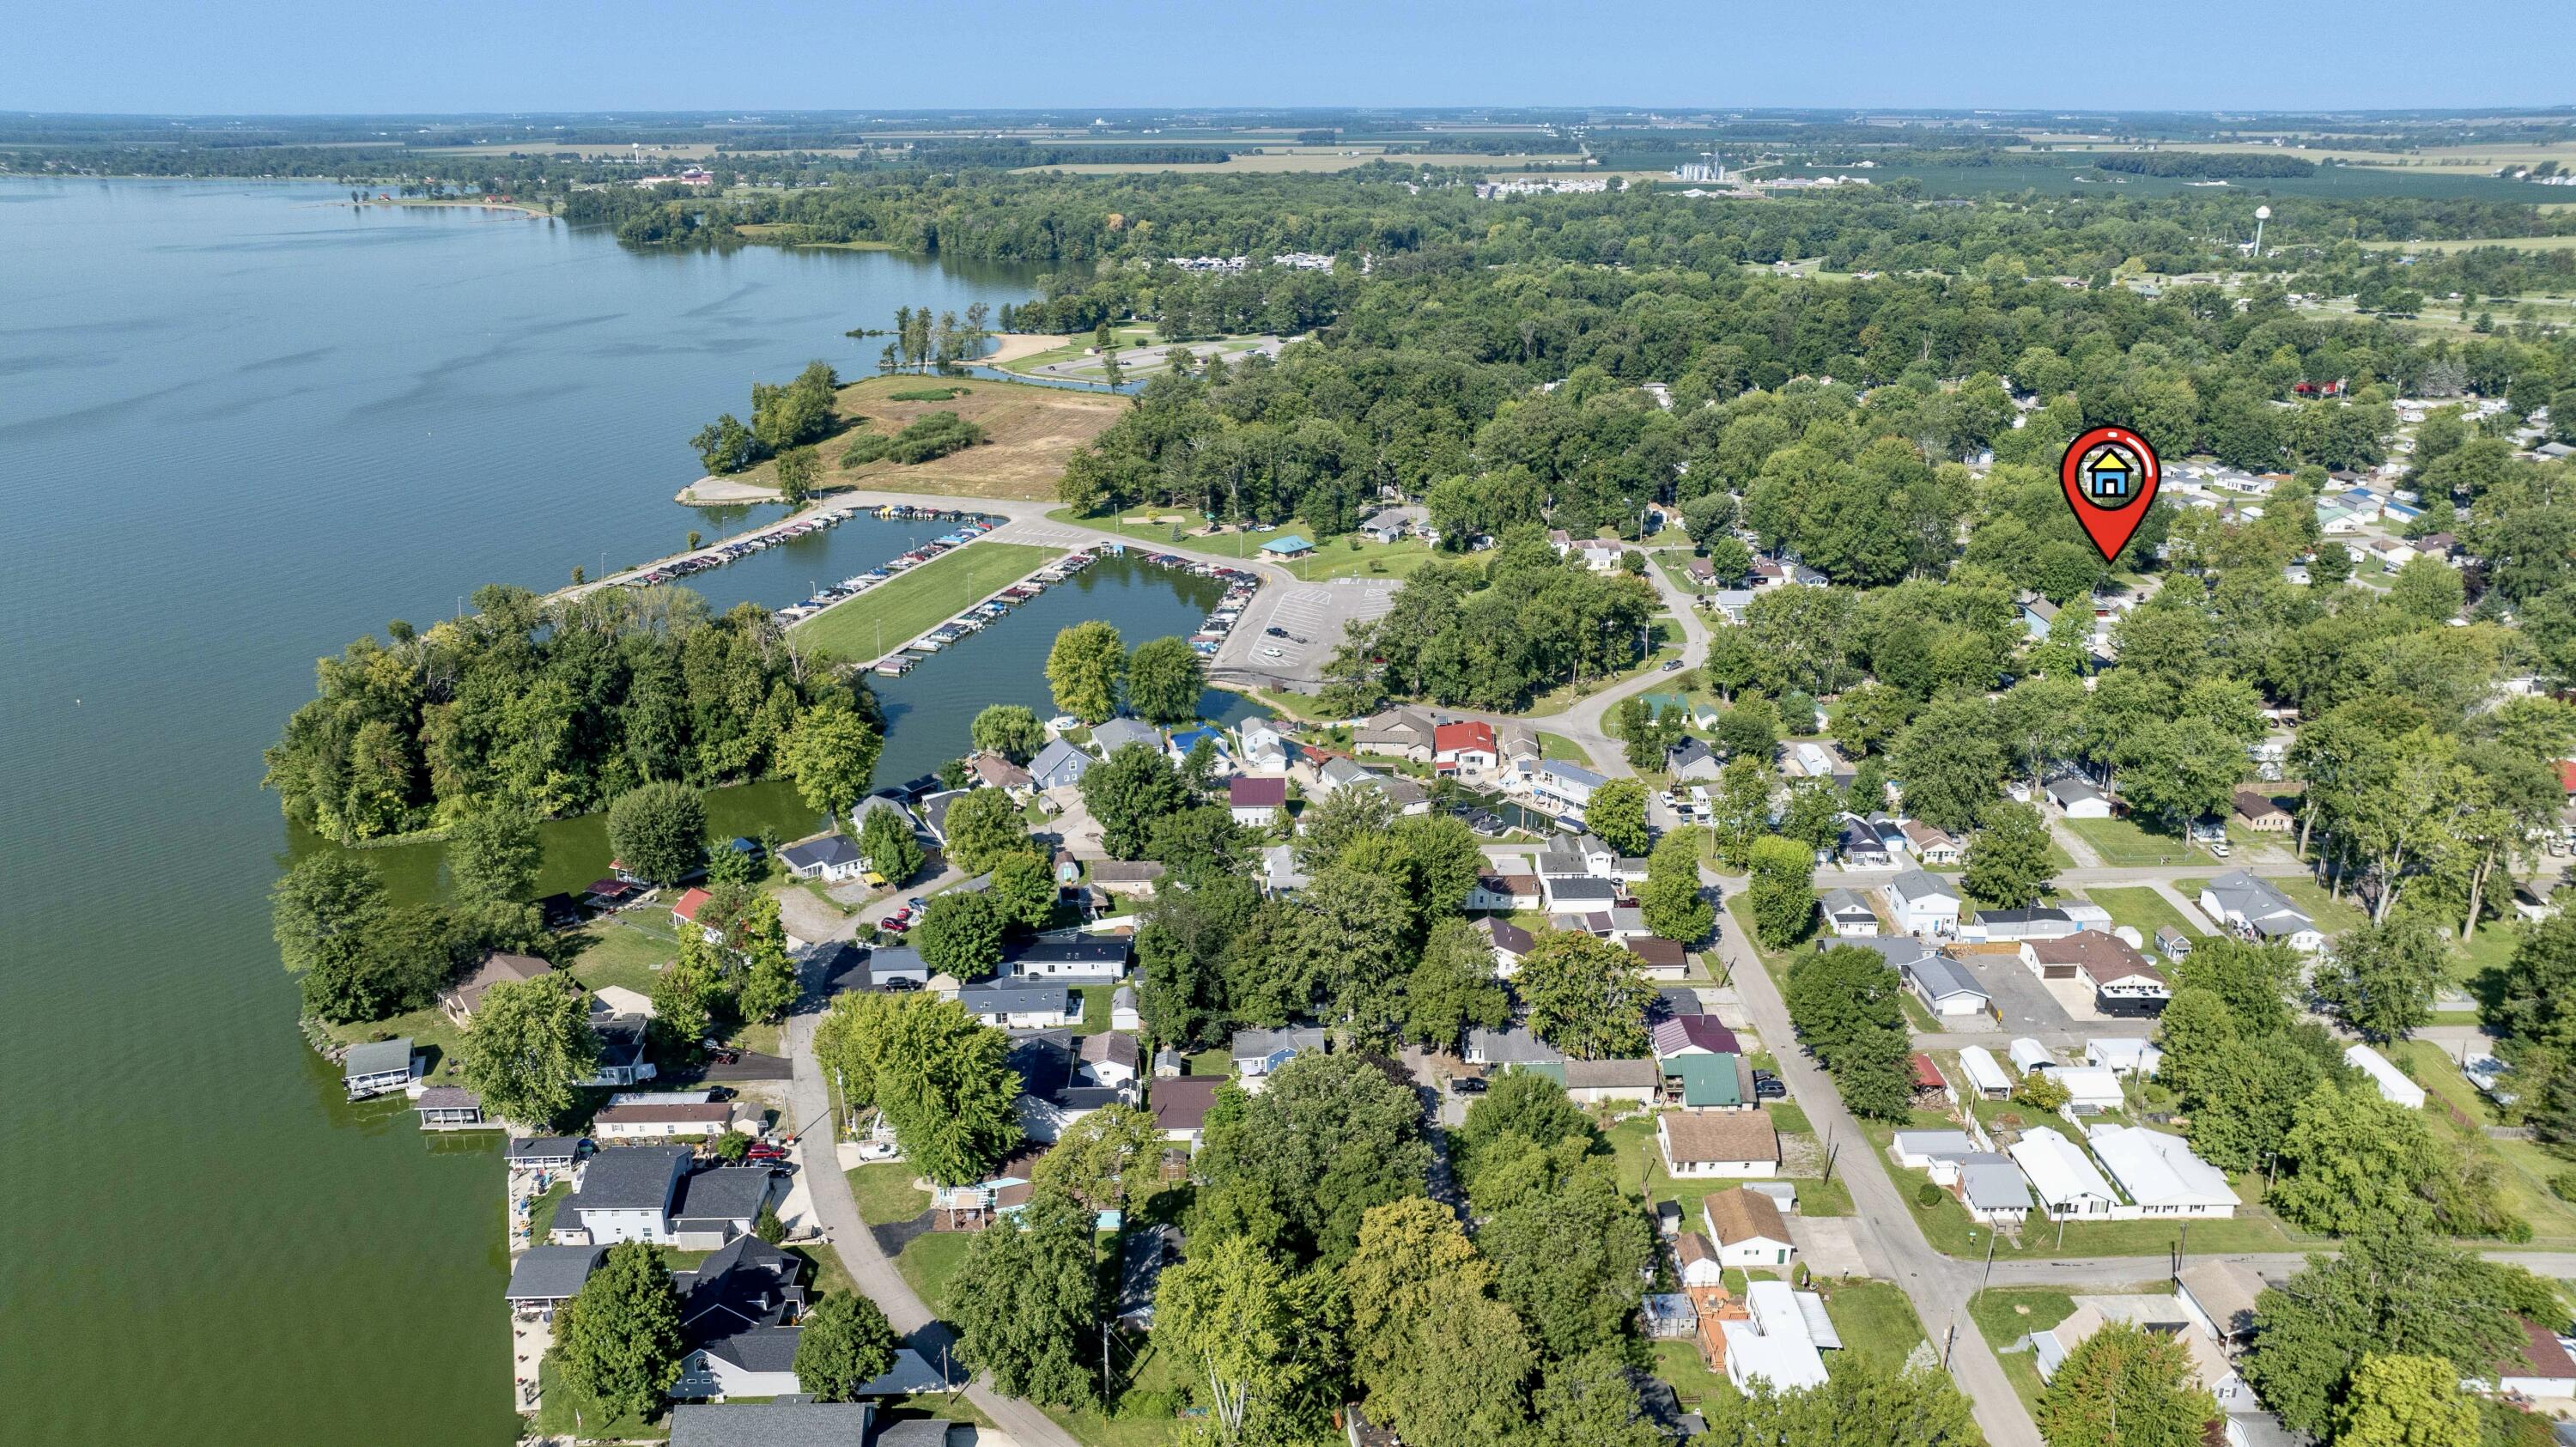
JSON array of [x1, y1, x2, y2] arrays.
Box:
[[2060, 426, 2161, 564]]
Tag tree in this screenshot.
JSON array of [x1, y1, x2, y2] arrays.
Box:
[[813, 993, 1021, 1184], [1480, 1154, 1656, 1357], [2312, 541, 2355, 587], [460, 974, 599, 1129], [914, 889, 1009, 977], [1586, 777, 1649, 857], [2036, 1321, 2216, 1447], [774, 445, 819, 505], [1639, 831, 1715, 942], [2314, 919, 2446, 1044], [650, 927, 722, 1051], [782, 696, 883, 821], [989, 850, 1057, 928], [606, 780, 706, 886], [1403, 916, 1510, 1049], [1191, 1051, 1430, 1266], [1046, 621, 1125, 723], [1080, 742, 1193, 860], [553, 1241, 685, 1422], [271, 850, 405, 1021], [2330, 1353, 2482, 1447], [950, 1184, 1103, 1407], [1528, 1350, 1661, 1447], [1158, 1233, 1340, 1444], [1746, 833, 1819, 949], [793, 1292, 898, 1402], [1030, 1103, 1163, 1211], [969, 704, 1047, 763], [736, 893, 800, 1024], [1783, 944, 1913, 1119], [941, 787, 1032, 875], [854, 805, 925, 887], [1516, 929, 1655, 1060], [1278, 866, 1416, 1038], [1961, 801, 2055, 908], [1294, 782, 1394, 869], [1127, 635, 1208, 724], [2270, 1079, 2514, 1237], [1891, 699, 2006, 834], [1697, 1359, 1977, 1447], [2242, 1225, 2557, 1437], [1340, 1197, 1533, 1447], [447, 805, 543, 903]]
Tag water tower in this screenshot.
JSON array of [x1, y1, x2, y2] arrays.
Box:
[[2251, 204, 2270, 258]]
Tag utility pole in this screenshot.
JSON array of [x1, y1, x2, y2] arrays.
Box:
[[1820, 1121, 1838, 1186]]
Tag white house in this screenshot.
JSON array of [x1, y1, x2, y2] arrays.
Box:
[[1957, 1046, 2014, 1099], [1886, 869, 1962, 937], [1226, 775, 1287, 827], [956, 980, 1080, 1029], [1673, 1231, 1728, 1289], [2084, 1038, 2163, 1077], [2087, 1124, 2240, 1219], [1720, 1280, 1838, 1393], [2047, 777, 2112, 818], [1905, 953, 1990, 1018], [2052, 1066, 2127, 1114], [1819, 888, 1880, 937], [2008, 1037, 2057, 1073], [778, 832, 867, 884], [1702, 1187, 1797, 1268], [1236, 718, 1291, 773], [2010, 1126, 2122, 1221], [2197, 871, 2324, 953], [1467, 872, 1543, 912], [2345, 1043, 2427, 1109], [1533, 760, 1606, 811], [1657, 1110, 1780, 1179]]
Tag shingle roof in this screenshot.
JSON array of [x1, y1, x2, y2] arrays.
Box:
[[1661, 1111, 1779, 1164], [1228, 775, 1288, 807], [670, 1403, 876, 1447], [506, 1245, 604, 1301], [1151, 1076, 1224, 1132], [570, 1146, 690, 1213], [343, 1037, 414, 1079], [671, 1165, 774, 1225], [1703, 1186, 1789, 1246], [1651, 1016, 1741, 1055]]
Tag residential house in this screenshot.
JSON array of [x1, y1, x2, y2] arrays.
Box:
[[2197, 871, 2323, 952], [1899, 820, 1962, 866], [2024, 933, 2171, 1015], [1968, 907, 2078, 943], [1540, 872, 1622, 913], [1231, 1025, 1327, 1081], [1359, 508, 1411, 543], [441, 950, 552, 1025], [584, 1015, 657, 1087], [1087, 860, 1166, 900], [671, 887, 717, 939], [1079, 1031, 1142, 1090], [668, 1405, 884, 1447], [1702, 1187, 1796, 1268], [1716, 1280, 1837, 1392], [1434, 720, 1499, 776], [1165, 726, 1231, 772], [1314, 756, 1376, 798], [2233, 789, 2293, 833], [1555, 1058, 1663, 1104], [1837, 815, 1893, 868], [851, 792, 926, 840], [1819, 888, 1880, 937], [506, 1244, 603, 1316], [507, 1137, 583, 1172], [1708, 588, 1757, 624], [2046, 777, 2112, 818], [1905, 952, 1990, 1018], [1091, 717, 1161, 757], [1674, 1231, 1727, 1289], [1009, 934, 1132, 984], [1228, 775, 1287, 826], [1496, 720, 1541, 775], [2345, 1043, 2427, 1109], [2177, 1262, 2265, 1351], [778, 832, 867, 884], [967, 751, 1034, 795], [594, 1101, 739, 1141], [1151, 1076, 1223, 1149], [1652, 1016, 1742, 1059], [1467, 872, 1542, 912], [1261, 843, 1309, 897], [2084, 1038, 2163, 1077], [1956, 1047, 2013, 1099], [1627, 939, 1689, 980], [1534, 760, 1607, 812], [1668, 1052, 1752, 1109], [669, 1235, 809, 1399], [2053, 1067, 2128, 1114], [1667, 737, 1723, 782], [2155, 926, 2193, 962], [1465, 1024, 1565, 1070], [2009, 1127, 2122, 1221], [2500, 1324, 2576, 1401], [1959, 1158, 2035, 1223], [957, 979, 1080, 1029], [2087, 1124, 2240, 1218], [914, 789, 967, 846], [1885, 870, 1962, 937], [1352, 707, 1437, 763], [1540, 831, 1619, 879], [1237, 718, 1292, 772], [2009, 1037, 2058, 1073], [561, 1146, 773, 1248], [343, 1037, 417, 1100], [1657, 1110, 1780, 1178], [1028, 738, 1094, 792], [1011, 1031, 1128, 1144]]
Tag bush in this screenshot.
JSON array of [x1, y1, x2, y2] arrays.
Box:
[[1115, 1389, 1181, 1421], [1916, 1182, 1946, 1207], [754, 1204, 786, 1244], [887, 386, 967, 402], [884, 410, 987, 464], [2549, 1170, 2576, 1203], [840, 432, 891, 467], [712, 1132, 751, 1163]]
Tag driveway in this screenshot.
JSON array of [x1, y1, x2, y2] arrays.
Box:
[[1790, 1217, 1869, 1279]]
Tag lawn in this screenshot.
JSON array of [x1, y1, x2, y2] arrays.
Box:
[[1966, 1288, 2078, 1414], [1538, 732, 1591, 763], [1046, 506, 1221, 547], [1650, 1338, 1739, 1412], [1075, 983, 1115, 1037], [1607, 1113, 1857, 1220], [896, 1231, 976, 1316], [2081, 887, 2202, 945], [2063, 815, 2204, 867], [535, 1358, 671, 1439], [829, 375, 1127, 500], [1042, 1332, 1196, 1447], [788, 1242, 858, 1301], [527, 1180, 572, 1240], [791, 541, 1061, 661], [1279, 537, 1439, 582], [1819, 1279, 1929, 1372], [1886, 1152, 2300, 1259], [848, 1163, 931, 1226], [2389, 1040, 2576, 1247], [1522, 627, 1686, 716]]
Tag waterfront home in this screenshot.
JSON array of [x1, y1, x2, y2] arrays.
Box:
[[915, 789, 967, 846], [559, 1146, 775, 1248], [412, 1085, 490, 1131], [1092, 717, 1161, 757], [671, 887, 718, 939], [957, 979, 1079, 1030], [1228, 775, 1287, 826], [966, 751, 1034, 795], [505, 1244, 604, 1317], [779, 832, 867, 884], [1237, 718, 1291, 772], [1151, 1076, 1224, 1149], [441, 950, 553, 1025], [594, 1100, 738, 1141], [670, 1235, 808, 1399], [1166, 725, 1232, 771], [1468, 872, 1543, 911], [1540, 873, 1620, 913], [1885, 870, 1961, 937], [670, 1404, 886, 1447], [851, 791, 926, 840], [343, 1037, 417, 1100], [507, 1136, 584, 1171], [1434, 720, 1499, 775], [1657, 1110, 1779, 1178], [1027, 738, 1094, 792], [1352, 707, 1437, 763], [2197, 871, 2323, 951], [582, 1015, 658, 1087], [1534, 760, 1607, 811], [1702, 1188, 1795, 1267]]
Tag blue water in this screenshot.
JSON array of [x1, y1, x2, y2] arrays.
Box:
[[0, 177, 1222, 1447]]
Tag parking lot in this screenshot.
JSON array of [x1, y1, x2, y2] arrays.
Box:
[[1214, 578, 1400, 689], [1948, 950, 2075, 1036]]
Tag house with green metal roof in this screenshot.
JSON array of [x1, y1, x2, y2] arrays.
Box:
[[1669, 1052, 1747, 1108], [1259, 534, 1315, 558]]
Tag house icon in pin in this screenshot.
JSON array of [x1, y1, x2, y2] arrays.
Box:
[[2085, 446, 2135, 502]]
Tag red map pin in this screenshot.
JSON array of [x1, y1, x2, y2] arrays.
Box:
[[2060, 426, 2161, 563]]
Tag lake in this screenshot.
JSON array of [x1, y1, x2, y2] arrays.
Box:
[[0, 178, 1224, 1446]]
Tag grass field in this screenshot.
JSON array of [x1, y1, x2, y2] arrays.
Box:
[[703, 374, 1126, 502], [2358, 234, 2576, 254], [2390, 1040, 2576, 1247], [1279, 537, 1439, 582], [1607, 1110, 1857, 1220], [2063, 816, 2205, 866], [848, 1163, 931, 1225], [790, 541, 1060, 661], [894, 1231, 975, 1317], [1967, 1287, 2080, 1414], [536, 1358, 671, 1439], [1820, 1280, 1930, 1372], [2081, 887, 2203, 945], [1537, 732, 1590, 763]]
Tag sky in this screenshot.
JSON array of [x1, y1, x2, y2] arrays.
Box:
[[14, 0, 2570, 115]]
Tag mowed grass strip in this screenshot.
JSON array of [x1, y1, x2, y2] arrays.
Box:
[[792, 542, 1060, 660]]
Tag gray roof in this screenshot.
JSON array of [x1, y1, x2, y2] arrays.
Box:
[[670, 1403, 877, 1447], [1904, 954, 1988, 1004], [1548, 876, 1619, 903], [1029, 737, 1092, 784], [343, 1037, 413, 1079], [1232, 1026, 1327, 1061], [1469, 1024, 1565, 1066], [872, 1424, 968, 1447], [1544, 760, 1607, 788], [570, 1146, 689, 1214], [779, 834, 860, 871], [673, 1166, 775, 1225], [1092, 718, 1160, 756], [853, 1347, 956, 1397], [506, 1245, 605, 1301], [2203, 870, 2313, 933], [1838, 934, 1932, 970], [958, 978, 1074, 1017], [2047, 776, 2104, 805], [1820, 888, 1874, 918], [1263, 843, 1309, 893], [1961, 1158, 2034, 1213], [508, 1136, 582, 1163], [703, 1324, 802, 1373]]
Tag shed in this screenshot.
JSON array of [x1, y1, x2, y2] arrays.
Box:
[[2345, 1043, 2427, 1110]]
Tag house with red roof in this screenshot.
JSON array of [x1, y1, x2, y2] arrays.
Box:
[[671, 887, 717, 939], [1434, 720, 1498, 776], [1227, 775, 1287, 827]]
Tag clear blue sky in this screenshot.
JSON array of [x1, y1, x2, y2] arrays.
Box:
[[17, 0, 2567, 114]]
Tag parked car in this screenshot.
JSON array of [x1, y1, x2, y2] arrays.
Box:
[[705, 1046, 743, 1065], [744, 1143, 790, 1162], [1265, 626, 1288, 637], [906, 897, 927, 911], [884, 976, 921, 992], [1753, 1075, 1788, 1101], [1662, 659, 1686, 671], [879, 916, 910, 934], [1452, 1076, 1489, 1095], [1262, 647, 1285, 660]]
